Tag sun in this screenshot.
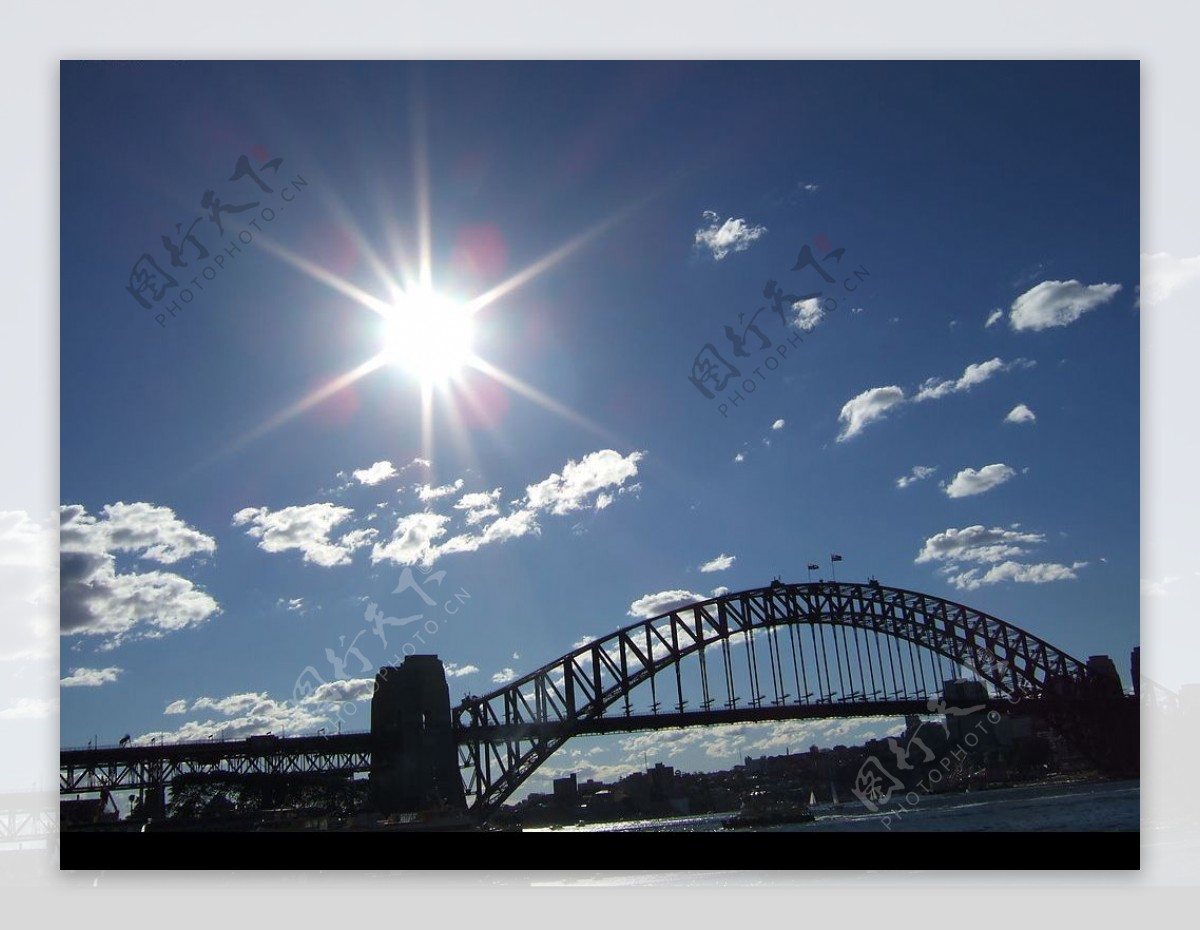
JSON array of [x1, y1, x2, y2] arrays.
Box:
[[380, 288, 474, 384]]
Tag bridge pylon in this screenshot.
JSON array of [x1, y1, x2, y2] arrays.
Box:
[[369, 656, 467, 815]]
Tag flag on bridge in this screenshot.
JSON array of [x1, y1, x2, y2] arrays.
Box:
[[807, 563, 820, 571], [831, 554, 843, 562]]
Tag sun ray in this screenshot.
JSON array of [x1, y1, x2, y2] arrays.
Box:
[[195, 355, 386, 471], [467, 355, 626, 447], [410, 73, 434, 293], [254, 235, 393, 317]]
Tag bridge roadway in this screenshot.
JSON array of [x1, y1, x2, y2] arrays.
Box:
[[59, 698, 1018, 795]]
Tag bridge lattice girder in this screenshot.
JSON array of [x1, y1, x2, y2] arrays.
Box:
[[453, 580, 1092, 816]]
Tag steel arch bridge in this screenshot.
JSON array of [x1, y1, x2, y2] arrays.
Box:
[[453, 579, 1120, 817], [60, 580, 1134, 822]]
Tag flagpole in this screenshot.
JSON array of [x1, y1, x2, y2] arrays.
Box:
[[830, 554, 836, 582]]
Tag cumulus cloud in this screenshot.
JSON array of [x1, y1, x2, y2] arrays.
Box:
[[308, 678, 375, 704], [136, 690, 336, 745], [839, 358, 1029, 441], [699, 553, 736, 573], [1009, 279, 1122, 331], [1142, 252, 1200, 306], [60, 667, 122, 688], [371, 512, 451, 567], [985, 308, 1004, 328], [916, 524, 1084, 591], [1005, 404, 1036, 424], [60, 503, 220, 644], [734, 452, 746, 463], [627, 589, 707, 618], [434, 509, 541, 560], [837, 386, 906, 441], [693, 210, 767, 260], [789, 297, 826, 332], [711, 586, 729, 597], [233, 503, 375, 567], [352, 460, 397, 486], [491, 668, 517, 684], [445, 663, 479, 678], [944, 464, 1017, 499], [526, 449, 644, 515], [454, 489, 502, 525], [164, 699, 188, 715], [416, 479, 465, 502], [948, 560, 1088, 591], [916, 525, 1046, 565], [896, 465, 937, 489], [913, 357, 1023, 402]]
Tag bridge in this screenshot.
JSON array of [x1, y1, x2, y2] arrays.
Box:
[[59, 580, 1138, 822]]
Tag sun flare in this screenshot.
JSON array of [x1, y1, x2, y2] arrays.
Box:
[[381, 289, 474, 384]]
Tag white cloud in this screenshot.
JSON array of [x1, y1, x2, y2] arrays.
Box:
[[944, 464, 1017, 499], [916, 525, 1084, 591], [896, 465, 937, 489], [734, 452, 746, 463], [277, 597, 305, 612], [771, 419, 785, 431], [1009, 279, 1122, 331], [445, 663, 479, 678], [352, 460, 397, 486], [948, 560, 1088, 591], [627, 589, 707, 618], [454, 489, 502, 525], [60, 504, 220, 643], [799, 182, 820, 193], [916, 525, 1046, 565], [416, 479, 465, 502], [164, 699, 188, 715], [836, 386, 905, 441], [711, 586, 729, 597], [526, 449, 644, 515], [491, 668, 517, 684], [789, 297, 825, 332], [1142, 252, 1200, 306], [308, 678, 375, 704], [693, 210, 767, 260], [136, 690, 333, 744], [369, 450, 640, 568], [1005, 404, 1036, 424], [371, 512, 452, 567], [913, 357, 1022, 402], [233, 503, 375, 567], [985, 308, 1004, 328], [699, 553, 736, 573], [60, 667, 122, 688], [434, 509, 542, 559], [838, 359, 1030, 442]]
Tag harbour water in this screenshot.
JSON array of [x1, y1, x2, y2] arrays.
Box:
[[526, 779, 1139, 832]]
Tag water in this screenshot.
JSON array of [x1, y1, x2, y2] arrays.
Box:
[[526, 780, 1139, 832]]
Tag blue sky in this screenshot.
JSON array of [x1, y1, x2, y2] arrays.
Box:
[[52, 60, 1139, 793]]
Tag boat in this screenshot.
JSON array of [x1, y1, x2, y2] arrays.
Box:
[[723, 788, 815, 829]]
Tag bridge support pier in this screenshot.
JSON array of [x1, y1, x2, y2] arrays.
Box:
[[368, 656, 467, 816]]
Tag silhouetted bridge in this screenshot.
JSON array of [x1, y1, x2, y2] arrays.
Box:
[[60, 580, 1138, 820]]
